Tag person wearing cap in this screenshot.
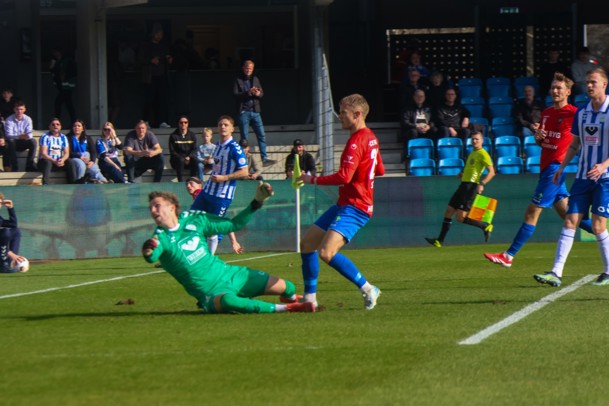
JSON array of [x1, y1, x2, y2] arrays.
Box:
[[239, 138, 263, 180], [285, 138, 316, 179]]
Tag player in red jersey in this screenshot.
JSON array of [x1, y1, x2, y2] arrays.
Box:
[[484, 73, 593, 268], [297, 94, 385, 310]]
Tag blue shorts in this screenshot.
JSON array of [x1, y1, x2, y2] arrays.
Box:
[[531, 163, 569, 208], [567, 179, 609, 218], [190, 192, 232, 217], [314, 205, 370, 243]]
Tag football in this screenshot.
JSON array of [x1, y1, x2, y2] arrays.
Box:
[[11, 258, 29, 273]]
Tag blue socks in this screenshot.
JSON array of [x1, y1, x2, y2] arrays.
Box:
[[328, 253, 367, 288], [507, 223, 536, 257], [301, 252, 319, 294]]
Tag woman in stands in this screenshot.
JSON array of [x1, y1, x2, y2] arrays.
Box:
[[95, 121, 126, 183]]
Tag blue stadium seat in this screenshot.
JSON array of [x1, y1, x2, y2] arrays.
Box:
[[491, 116, 516, 138], [564, 155, 579, 173], [497, 156, 523, 175], [574, 94, 590, 108], [437, 137, 463, 160], [461, 96, 485, 117], [545, 94, 554, 107], [486, 77, 511, 98], [465, 136, 492, 156], [407, 138, 434, 160], [458, 78, 483, 98], [438, 158, 465, 176], [514, 76, 540, 99], [469, 116, 489, 137], [494, 135, 521, 158], [526, 155, 541, 173], [409, 158, 436, 176], [488, 96, 514, 118], [523, 135, 541, 158]]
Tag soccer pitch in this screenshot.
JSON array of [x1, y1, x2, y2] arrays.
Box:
[[1, 243, 608, 406]]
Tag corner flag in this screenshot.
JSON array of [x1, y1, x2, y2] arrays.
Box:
[[291, 154, 304, 189], [467, 194, 498, 224]]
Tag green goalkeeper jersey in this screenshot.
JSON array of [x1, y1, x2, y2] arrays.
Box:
[[143, 204, 255, 302]]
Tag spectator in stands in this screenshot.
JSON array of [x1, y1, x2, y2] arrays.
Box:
[[168, 115, 197, 182], [123, 120, 165, 183], [571, 47, 596, 95], [285, 138, 316, 179], [539, 48, 570, 96], [406, 50, 430, 81], [233, 59, 276, 167], [0, 194, 26, 274], [96, 121, 126, 184], [49, 49, 77, 124], [434, 88, 471, 140], [0, 129, 15, 172], [0, 89, 18, 121], [4, 101, 38, 172], [401, 89, 437, 144], [238, 139, 263, 180], [196, 127, 216, 180], [513, 85, 543, 138], [399, 68, 429, 111], [427, 70, 449, 109], [38, 117, 78, 185], [67, 119, 108, 184]]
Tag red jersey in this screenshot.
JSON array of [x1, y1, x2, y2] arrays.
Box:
[[316, 127, 385, 216], [539, 104, 577, 171]]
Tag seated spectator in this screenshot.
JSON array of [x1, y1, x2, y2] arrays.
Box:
[[434, 88, 471, 140], [196, 127, 216, 180], [0, 130, 15, 172], [168, 116, 197, 182], [0, 88, 18, 121], [67, 119, 108, 183], [285, 138, 316, 179], [96, 121, 126, 184], [3, 101, 37, 172], [513, 85, 543, 138], [238, 139, 263, 180], [427, 70, 449, 109], [539, 48, 570, 96], [37, 118, 78, 185], [123, 120, 164, 183], [0, 194, 26, 274], [571, 47, 596, 95], [399, 68, 429, 111], [401, 89, 437, 146], [407, 50, 430, 80]]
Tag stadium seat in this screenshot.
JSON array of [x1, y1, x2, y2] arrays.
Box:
[[494, 135, 521, 158], [438, 158, 465, 176], [488, 96, 514, 118], [437, 137, 463, 160], [469, 116, 489, 137], [457, 78, 483, 98], [523, 135, 541, 158], [491, 116, 516, 138], [574, 94, 590, 108], [486, 77, 511, 98], [514, 76, 540, 99], [407, 138, 434, 160], [526, 155, 541, 173], [545, 94, 554, 107], [496, 156, 523, 175], [461, 96, 485, 117], [465, 136, 492, 156], [409, 158, 436, 176], [564, 155, 579, 173]]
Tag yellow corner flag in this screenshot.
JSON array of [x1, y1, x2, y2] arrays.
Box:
[[467, 194, 498, 224], [291, 153, 304, 189]]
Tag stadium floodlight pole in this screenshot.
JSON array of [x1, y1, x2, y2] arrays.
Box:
[[295, 187, 301, 253]]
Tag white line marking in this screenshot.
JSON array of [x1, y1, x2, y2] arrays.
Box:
[[0, 252, 291, 301], [458, 274, 596, 345]]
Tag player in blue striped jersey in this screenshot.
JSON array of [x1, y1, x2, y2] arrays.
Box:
[[191, 115, 248, 254], [535, 68, 609, 287]]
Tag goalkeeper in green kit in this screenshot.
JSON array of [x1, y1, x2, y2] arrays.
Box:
[[143, 181, 315, 314]]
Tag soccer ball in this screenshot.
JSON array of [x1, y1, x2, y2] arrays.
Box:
[[11, 258, 29, 273]]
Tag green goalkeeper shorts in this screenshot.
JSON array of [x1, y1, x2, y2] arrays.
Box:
[[198, 266, 270, 313]]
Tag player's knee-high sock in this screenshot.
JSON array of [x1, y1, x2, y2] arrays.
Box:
[[279, 279, 297, 301], [207, 235, 219, 255], [506, 223, 536, 257], [301, 251, 319, 295], [438, 218, 452, 243], [462, 217, 487, 230], [596, 230, 609, 274], [579, 218, 593, 234], [328, 252, 367, 288], [219, 293, 276, 313], [550, 228, 576, 277]]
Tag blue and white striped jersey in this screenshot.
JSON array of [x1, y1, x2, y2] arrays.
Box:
[[39, 132, 69, 160], [201, 137, 247, 200], [572, 96, 609, 180]]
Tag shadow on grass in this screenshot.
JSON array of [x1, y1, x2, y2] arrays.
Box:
[[7, 310, 203, 321]]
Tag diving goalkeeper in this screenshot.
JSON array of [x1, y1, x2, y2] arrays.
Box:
[[142, 182, 314, 314]]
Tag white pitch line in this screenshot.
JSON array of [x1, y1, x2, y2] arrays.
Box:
[[459, 274, 596, 345], [0, 252, 291, 301]]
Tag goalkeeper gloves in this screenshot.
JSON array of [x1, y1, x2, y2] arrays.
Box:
[[142, 236, 159, 258]]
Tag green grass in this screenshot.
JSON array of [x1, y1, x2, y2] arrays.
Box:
[[1, 243, 608, 405]]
